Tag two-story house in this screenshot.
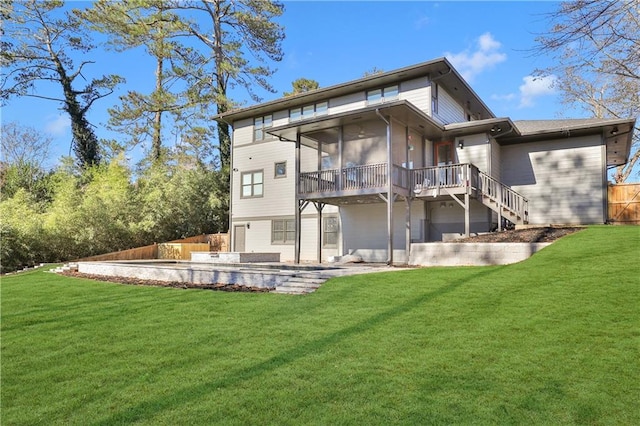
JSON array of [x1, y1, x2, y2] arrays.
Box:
[[215, 57, 635, 264]]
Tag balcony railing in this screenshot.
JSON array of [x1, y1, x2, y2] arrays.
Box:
[[411, 163, 478, 191], [299, 163, 399, 195]]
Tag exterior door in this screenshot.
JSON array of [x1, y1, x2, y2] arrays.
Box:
[[434, 141, 454, 166], [234, 225, 246, 252], [434, 141, 455, 185]]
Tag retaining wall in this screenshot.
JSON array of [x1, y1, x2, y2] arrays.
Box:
[[409, 242, 551, 266], [78, 261, 287, 288]]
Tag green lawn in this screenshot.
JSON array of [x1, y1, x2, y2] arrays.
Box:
[[2, 226, 639, 425]]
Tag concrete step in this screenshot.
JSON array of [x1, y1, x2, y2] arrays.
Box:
[[273, 275, 327, 294], [273, 286, 317, 295]]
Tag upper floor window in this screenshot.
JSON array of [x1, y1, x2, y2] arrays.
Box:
[[254, 115, 272, 141], [241, 170, 263, 198], [290, 102, 328, 121], [367, 85, 398, 105], [431, 83, 439, 115], [274, 161, 287, 178]]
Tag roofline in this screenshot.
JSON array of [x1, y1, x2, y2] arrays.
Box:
[[513, 118, 636, 137], [213, 57, 495, 122]]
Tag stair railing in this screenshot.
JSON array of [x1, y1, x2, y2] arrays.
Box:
[[477, 171, 529, 223]]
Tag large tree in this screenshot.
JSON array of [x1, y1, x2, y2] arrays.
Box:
[[80, 0, 206, 163], [171, 0, 286, 232], [284, 78, 319, 97], [0, 121, 52, 199], [533, 0, 640, 183], [0, 0, 122, 168]]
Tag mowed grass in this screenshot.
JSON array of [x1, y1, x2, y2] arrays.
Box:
[[2, 226, 639, 425]]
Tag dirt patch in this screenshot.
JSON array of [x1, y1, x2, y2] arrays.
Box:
[[453, 226, 583, 243], [59, 271, 271, 292]]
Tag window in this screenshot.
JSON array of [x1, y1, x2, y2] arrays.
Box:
[[241, 170, 263, 198], [367, 85, 399, 104], [431, 83, 439, 115], [323, 217, 339, 247], [254, 115, 272, 141], [274, 161, 286, 178], [272, 219, 295, 244], [289, 102, 328, 121]]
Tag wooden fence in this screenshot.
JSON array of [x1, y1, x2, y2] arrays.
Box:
[[77, 244, 159, 262], [74, 233, 230, 262], [158, 243, 211, 260], [608, 183, 640, 225]]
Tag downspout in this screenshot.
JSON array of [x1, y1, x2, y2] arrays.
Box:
[[376, 108, 394, 265]]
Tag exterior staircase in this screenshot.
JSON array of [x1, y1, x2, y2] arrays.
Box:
[[272, 272, 329, 295], [49, 262, 79, 274], [477, 171, 529, 225]]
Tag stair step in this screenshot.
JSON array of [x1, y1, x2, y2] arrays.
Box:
[[273, 286, 316, 295]]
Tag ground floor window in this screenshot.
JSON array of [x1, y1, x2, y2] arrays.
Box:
[[272, 219, 295, 244], [323, 216, 339, 247]]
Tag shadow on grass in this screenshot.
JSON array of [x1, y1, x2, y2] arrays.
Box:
[[92, 266, 505, 425]]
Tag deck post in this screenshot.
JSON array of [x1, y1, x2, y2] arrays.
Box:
[[497, 184, 503, 231], [385, 118, 393, 265], [337, 126, 343, 191], [295, 133, 301, 264], [314, 202, 325, 263], [405, 196, 412, 265], [464, 191, 470, 237]]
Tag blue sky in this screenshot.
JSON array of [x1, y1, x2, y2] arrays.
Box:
[[2, 1, 569, 167]]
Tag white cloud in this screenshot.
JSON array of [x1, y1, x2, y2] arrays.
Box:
[[491, 93, 517, 102], [44, 114, 70, 136], [518, 75, 557, 108], [444, 32, 507, 82]]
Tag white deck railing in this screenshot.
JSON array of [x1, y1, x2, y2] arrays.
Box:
[[477, 171, 529, 223]]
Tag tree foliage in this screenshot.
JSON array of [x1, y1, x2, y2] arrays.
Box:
[[533, 0, 640, 182], [284, 78, 319, 96], [80, 0, 206, 163], [0, 0, 123, 168], [0, 122, 53, 199]]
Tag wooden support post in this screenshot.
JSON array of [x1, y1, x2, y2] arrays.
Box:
[[314, 202, 325, 263], [464, 191, 470, 237], [405, 196, 412, 265], [295, 134, 301, 264], [497, 184, 503, 231]]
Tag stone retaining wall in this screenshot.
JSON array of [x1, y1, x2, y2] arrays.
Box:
[[409, 242, 551, 266], [77, 261, 286, 288]]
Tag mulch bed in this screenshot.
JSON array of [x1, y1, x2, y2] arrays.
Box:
[[59, 271, 271, 292], [454, 226, 583, 243]]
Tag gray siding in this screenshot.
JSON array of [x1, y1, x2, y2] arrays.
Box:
[[456, 133, 489, 172], [427, 200, 492, 241], [434, 86, 465, 124], [329, 92, 366, 115], [490, 138, 501, 180], [230, 215, 339, 262], [340, 202, 425, 262], [501, 135, 606, 224], [399, 77, 430, 113]]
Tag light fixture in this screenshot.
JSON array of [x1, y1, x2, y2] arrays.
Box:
[[440, 202, 447, 209], [490, 125, 502, 133], [247, 223, 250, 229], [458, 140, 464, 149], [611, 127, 618, 136]]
